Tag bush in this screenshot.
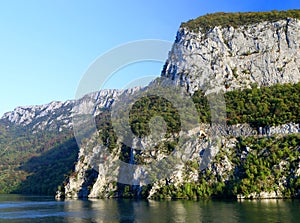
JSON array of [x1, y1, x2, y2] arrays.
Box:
[[181, 10, 300, 32]]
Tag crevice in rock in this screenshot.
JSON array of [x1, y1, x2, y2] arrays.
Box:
[[276, 28, 281, 51], [285, 19, 291, 48]]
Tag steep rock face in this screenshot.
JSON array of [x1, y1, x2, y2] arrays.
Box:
[[162, 18, 300, 94], [153, 16, 300, 199], [58, 13, 300, 200], [61, 121, 299, 199], [146, 123, 300, 199], [60, 87, 142, 198], [63, 132, 120, 199]]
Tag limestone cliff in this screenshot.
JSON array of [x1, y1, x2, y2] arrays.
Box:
[[162, 15, 300, 94], [58, 11, 300, 200]]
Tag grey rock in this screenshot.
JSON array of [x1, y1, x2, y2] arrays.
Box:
[[162, 18, 300, 94]]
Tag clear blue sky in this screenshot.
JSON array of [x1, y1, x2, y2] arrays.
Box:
[[0, 0, 299, 116]]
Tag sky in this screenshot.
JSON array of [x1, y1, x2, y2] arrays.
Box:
[[0, 0, 299, 116]]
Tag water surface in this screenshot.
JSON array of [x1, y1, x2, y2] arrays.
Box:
[[0, 194, 299, 222]]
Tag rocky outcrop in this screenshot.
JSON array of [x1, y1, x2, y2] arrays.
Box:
[[59, 121, 299, 199], [237, 191, 282, 199], [162, 18, 300, 94]]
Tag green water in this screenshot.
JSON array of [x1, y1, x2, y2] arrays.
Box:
[[0, 194, 299, 222]]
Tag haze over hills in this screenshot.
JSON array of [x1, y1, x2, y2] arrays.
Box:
[[0, 10, 299, 199]]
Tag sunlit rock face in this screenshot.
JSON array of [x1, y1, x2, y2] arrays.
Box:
[[162, 18, 300, 94], [57, 14, 300, 200]]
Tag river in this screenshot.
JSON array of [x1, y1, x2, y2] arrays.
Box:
[[0, 194, 299, 222]]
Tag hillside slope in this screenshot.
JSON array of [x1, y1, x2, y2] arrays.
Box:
[[0, 90, 125, 194]]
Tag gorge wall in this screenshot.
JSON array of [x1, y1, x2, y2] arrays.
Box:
[[1, 10, 299, 199], [59, 11, 300, 200]]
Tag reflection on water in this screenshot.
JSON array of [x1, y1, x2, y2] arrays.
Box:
[[237, 199, 295, 223], [0, 195, 299, 223]]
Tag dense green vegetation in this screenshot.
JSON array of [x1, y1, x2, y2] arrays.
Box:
[[0, 122, 78, 195], [13, 137, 78, 195], [230, 134, 300, 198], [181, 10, 300, 32], [129, 96, 181, 137], [152, 134, 300, 199], [192, 82, 300, 128], [225, 83, 300, 127], [130, 83, 300, 132]]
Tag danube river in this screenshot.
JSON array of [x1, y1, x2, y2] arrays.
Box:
[[0, 195, 299, 222]]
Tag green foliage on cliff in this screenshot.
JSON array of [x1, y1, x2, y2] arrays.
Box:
[[95, 109, 118, 152], [182, 10, 300, 32], [129, 82, 299, 136], [129, 95, 181, 137], [226, 82, 300, 127], [230, 134, 300, 198], [152, 134, 300, 199], [101, 82, 299, 200], [192, 82, 300, 128]]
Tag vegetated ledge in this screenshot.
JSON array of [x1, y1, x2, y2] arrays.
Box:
[[181, 9, 300, 32]]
